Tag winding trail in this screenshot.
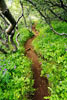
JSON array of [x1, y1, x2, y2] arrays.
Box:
[[25, 24, 49, 100]]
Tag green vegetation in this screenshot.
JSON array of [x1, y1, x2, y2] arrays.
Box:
[[17, 25, 34, 46], [0, 25, 34, 100], [0, 0, 67, 100], [32, 21, 67, 100]]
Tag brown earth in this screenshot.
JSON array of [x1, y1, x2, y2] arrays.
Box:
[[25, 24, 49, 100]]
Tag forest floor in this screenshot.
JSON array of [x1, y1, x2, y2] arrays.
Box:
[[25, 24, 49, 100]]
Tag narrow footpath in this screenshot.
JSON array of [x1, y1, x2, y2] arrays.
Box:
[[25, 24, 49, 100]]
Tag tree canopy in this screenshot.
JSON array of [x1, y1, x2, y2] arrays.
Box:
[[0, 0, 67, 53]]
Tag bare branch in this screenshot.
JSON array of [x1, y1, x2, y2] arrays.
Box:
[[0, 13, 9, 25], [49, 24, 67, 36], [0, 37, 9, 48], [49, 8, 67, 22], [16, 0, 27, 27], [49, 0, 67, 11], [60, 0, 64, 8], [10, 30, 17, 52], [16, 32, 20, 46], [0, 48, 7, 54]]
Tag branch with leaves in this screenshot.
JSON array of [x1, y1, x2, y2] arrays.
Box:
[[26, 0, 67, 37]]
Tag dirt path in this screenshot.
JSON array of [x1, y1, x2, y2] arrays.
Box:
[[25, 25, 49, 100]]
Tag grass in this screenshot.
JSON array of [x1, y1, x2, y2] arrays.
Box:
[[32, 20, 67, 100]]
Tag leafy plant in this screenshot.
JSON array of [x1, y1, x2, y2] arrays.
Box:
[[0, 24, 34, 100], [32, 21, 67, 100]]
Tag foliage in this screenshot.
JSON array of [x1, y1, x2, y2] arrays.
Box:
[[25, 0, 67, 21], [16, 24, 34, 46], [0, 0, 67, 99], [0, 24, 34, 100], [0, 52, 34, 100], [32, 21, 67, 100]]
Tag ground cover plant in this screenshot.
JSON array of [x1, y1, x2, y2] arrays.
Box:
[[0, 25, 34, 100], [32, 21, 67, 100], [0, 0, 67, 100]]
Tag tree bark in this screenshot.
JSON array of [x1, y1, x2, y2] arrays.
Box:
[[0, 0, 16, 35], [0, 0, 17, 53]]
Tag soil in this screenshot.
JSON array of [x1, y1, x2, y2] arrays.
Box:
[[25, 24, 49, 100]]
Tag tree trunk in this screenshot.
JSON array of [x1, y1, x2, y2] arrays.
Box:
[[0, 0, 16, 35], [0, 0, 17, 53]]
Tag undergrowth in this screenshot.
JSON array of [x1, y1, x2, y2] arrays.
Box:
[[0, 24, 34, 100], [32, 20, 67, 100]]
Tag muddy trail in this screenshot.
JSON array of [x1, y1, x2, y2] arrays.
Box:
[[25, 24, 49, 100]]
